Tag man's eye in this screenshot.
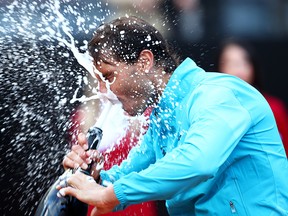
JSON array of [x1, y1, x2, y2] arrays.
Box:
[[103, 73, 115, 83], [103, 75, 111, 81]]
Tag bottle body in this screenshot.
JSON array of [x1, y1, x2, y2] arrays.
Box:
[[34, 127, 103, 216], [34, 179, 88, 216]]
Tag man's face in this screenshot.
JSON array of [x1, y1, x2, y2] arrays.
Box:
[[93, 57, 156, 116]]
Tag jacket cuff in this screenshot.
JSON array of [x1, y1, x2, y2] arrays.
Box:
[[113, 180, 127, 206]]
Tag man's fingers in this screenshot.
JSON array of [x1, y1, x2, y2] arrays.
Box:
[[63, 149, 89, 170], [78, 133, 88, 150], [63, 155, 78, 170], [56, 172, 83, 194], [57, 186, 77, 198], [87, 150, 102, 162], [55, 170, 72, 190], [71, 144, 88, 156]]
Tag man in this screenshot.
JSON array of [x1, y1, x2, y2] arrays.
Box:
[[57, 16, 288, 216]]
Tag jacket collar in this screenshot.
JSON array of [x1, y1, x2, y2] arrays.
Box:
[[153, 57, 206, 118]]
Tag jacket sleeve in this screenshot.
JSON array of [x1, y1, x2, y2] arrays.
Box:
[[113, 86, 252, 206]]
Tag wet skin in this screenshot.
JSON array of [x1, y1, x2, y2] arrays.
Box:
[[93, 50, 169, 116]]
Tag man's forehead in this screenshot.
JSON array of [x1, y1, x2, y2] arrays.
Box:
[[92, 48, 117, 65]]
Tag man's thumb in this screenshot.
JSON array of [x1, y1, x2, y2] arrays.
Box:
[[90, 206, 99, 216]]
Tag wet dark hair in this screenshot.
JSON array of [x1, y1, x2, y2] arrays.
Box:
[[88, 16, 180, 72], [216, 38, 264, 91]]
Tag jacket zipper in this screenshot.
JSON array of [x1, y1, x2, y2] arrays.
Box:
[[229, 201, 236, 213]]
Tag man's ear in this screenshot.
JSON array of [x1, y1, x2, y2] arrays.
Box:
[[138, 49, 154, 72]]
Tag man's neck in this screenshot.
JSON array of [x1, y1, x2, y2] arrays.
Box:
[[153, 70, 172, 103]]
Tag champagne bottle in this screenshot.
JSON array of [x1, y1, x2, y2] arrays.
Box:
[[34, 126, 103, 216]]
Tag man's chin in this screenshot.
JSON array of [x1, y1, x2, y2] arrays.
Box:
[[123, 110, 137, 117], [124, 108, 145, 117]]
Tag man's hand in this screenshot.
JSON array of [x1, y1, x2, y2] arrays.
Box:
[[56, 171, 120, 216], [62, 133, 103, 180]]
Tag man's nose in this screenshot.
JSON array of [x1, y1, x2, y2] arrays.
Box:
[[98, 80, 107, 93]]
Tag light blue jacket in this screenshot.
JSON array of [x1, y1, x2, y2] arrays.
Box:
[[101, 58, 288, 215]]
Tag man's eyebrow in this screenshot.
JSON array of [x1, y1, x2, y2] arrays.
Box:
[[99, 55, 117, 66]]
